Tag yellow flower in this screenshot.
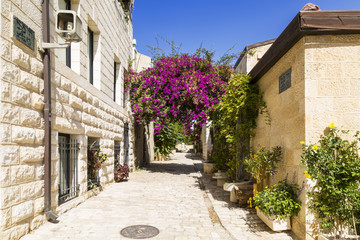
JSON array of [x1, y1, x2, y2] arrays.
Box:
[[304, 171, 311, 178], [328, 122, 335, 128], [265, 186, 268, 189], [253, 154, 257, 158], [300, 141, 305, 145], [255, 206, 259, 210], [312, 145, 318, 150]]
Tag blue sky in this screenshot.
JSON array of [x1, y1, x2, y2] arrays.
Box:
[[133, 1, 360, 63]]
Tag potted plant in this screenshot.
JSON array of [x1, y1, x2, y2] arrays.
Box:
[[301, 123, 360, 240], [114, 162, 130, 182], [254, 180, 301, 231], [88, 143, 108, 189], [244, 145, 282, 194]]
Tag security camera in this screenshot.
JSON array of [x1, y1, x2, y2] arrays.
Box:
[[55, 10, 82, 43]]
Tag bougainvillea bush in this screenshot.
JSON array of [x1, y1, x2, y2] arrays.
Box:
[[125, 55, 226, 135]]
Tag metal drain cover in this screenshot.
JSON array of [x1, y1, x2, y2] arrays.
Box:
[[120, 225, 159, 239]]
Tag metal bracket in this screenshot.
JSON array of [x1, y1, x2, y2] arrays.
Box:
[[38, 39, 71, 53]]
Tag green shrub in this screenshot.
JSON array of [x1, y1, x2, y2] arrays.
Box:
[[301, 123, 360, 236], [254, 180, 301, 220]]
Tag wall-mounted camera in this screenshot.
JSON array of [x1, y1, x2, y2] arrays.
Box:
[[55, 10, 82, 43], [39, 10, 82, 52]]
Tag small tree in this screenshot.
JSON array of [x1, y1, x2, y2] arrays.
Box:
[[301, 124, 360, 239]]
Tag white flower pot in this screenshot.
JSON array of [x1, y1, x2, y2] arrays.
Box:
[[256, 208, 291, 231]]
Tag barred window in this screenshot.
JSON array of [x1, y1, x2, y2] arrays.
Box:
[[87, 138, 100, 190], [58, 134, 79, 205], [114, 141, 121, 170]]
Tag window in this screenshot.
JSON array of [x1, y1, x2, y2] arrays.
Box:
[[123, 123, 129, 165], [88, 28, 94, 84], [123, 68, 128, 107], [114, 62, 121, 102], [114, 141, 121, 170], [58, 0, 71, 67], [58, 134, 79, 205], [87, 137, 100, 190]]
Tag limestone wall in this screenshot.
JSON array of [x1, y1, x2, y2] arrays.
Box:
[[252, 34, 360, 240], [303, 34, 360, 238], [0, 0, 137, 239], [304, 34, 360, 141], [251, 38, 307, 239]]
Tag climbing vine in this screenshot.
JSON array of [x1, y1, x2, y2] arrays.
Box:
[[211, 73, 268, 180]]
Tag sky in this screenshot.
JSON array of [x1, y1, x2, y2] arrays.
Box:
[[132, 0, 360, 63]]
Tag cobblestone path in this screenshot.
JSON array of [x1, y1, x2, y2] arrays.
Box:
[[21, 153, 233, 240], [21, 153, 299, 240]]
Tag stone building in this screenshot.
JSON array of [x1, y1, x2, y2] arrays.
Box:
[[234, 9, 360, 240], [0, 0, 150, 239], [234, 38, 275, 74]]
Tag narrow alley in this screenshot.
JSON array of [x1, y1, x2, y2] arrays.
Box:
[[21, 153, 297, 240]]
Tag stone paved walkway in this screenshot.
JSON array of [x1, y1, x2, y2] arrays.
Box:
[[21, 153, 298, 240]]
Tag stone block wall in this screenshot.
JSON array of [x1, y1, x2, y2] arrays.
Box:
[[252, 38, 307, 239], [0, 0, 139, 239], [252, 34, 360, 240], [303, 34, 360, 239], [304, 34, 360, 141]]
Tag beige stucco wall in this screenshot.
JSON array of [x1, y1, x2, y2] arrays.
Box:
[[235, 43, 273, 74], [134, 51, 152, 72], [252, 34, 360, 240], [0, 0, 137, 239]]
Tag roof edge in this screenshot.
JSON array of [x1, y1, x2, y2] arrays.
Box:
[[249, 10, 360, 83]]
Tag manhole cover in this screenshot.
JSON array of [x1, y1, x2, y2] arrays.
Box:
[[120, 225, 159, 239]]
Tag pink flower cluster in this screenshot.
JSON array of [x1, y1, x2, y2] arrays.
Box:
[[125, 55, 226, 135]]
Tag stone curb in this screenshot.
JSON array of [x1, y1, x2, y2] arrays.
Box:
[[192, 161, 237, 240]]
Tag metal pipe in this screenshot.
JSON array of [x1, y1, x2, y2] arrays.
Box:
[[42, 0, 58, 221]]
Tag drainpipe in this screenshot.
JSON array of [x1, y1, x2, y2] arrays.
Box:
[[42, 0, 58, 221]]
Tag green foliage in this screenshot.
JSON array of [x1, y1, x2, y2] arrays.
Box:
[[254, 180, 301, 220], [171, 122, 193, 145], [213, 73, 267, 145], [301, 124, 360, 236], [87, 143, 109, 179], [211, 73, 268, 180], [211, 133, 232, 171], [244, 146, 282, 184], [153, 121, 192, 157], [154, 122, 178, 157]]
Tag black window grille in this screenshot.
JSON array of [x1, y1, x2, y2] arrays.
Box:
[[87, 139, 100, 190], [124, 123, 129, 165], [58, 134, 80, 205], [114, 141, 121, 170]]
